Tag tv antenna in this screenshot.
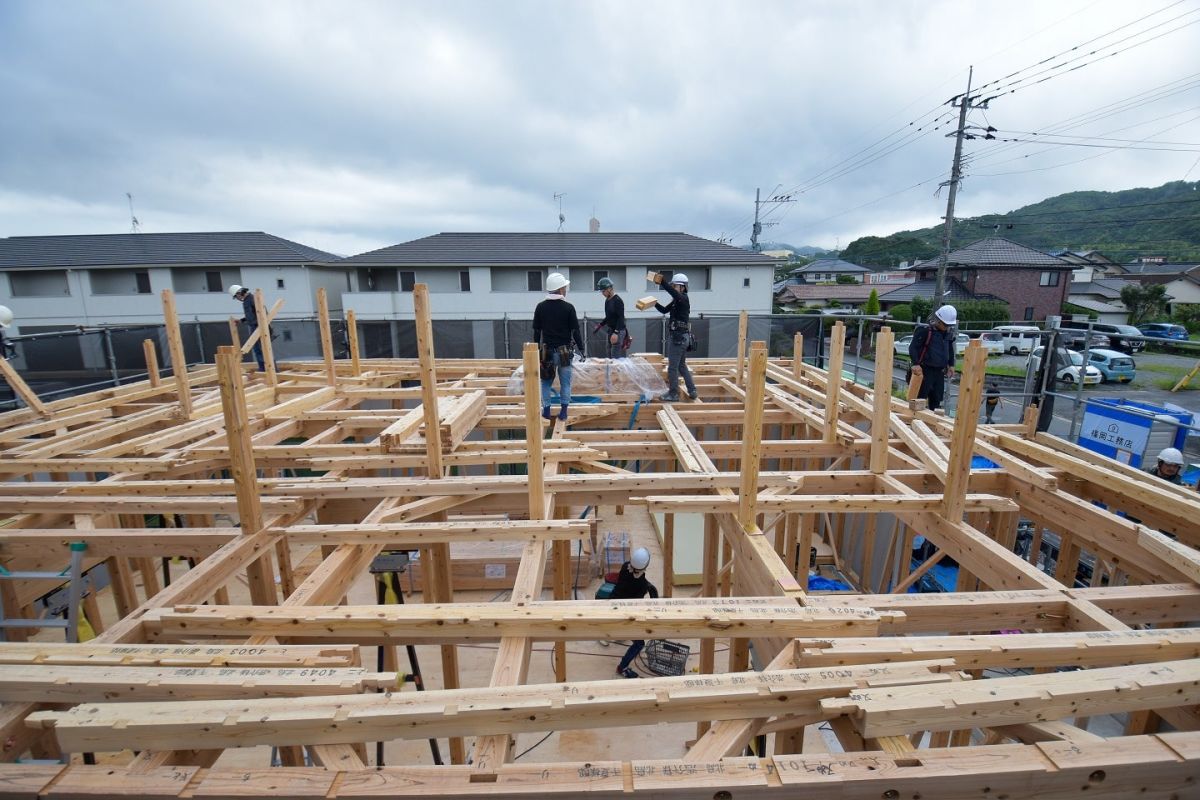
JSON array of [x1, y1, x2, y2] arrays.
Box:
[[126, 193, 141, 233], [554, 192, 566, 232]]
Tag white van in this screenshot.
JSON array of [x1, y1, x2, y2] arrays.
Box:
[[993, 325, 1041, 355]]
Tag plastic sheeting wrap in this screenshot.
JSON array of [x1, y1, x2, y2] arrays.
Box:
[[506, 355, 668, 400]]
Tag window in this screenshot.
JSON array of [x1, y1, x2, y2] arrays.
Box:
[[276, 278, 285, 289], [9, 270, 69, 297], [1039, 271, 1060, 287], [593, 270, 609, 290], [205, 271, 223, 293], [1024, 306, 1035, 321], [459, 270, 471, 292], [399, 271, 416, 292], [527, 271, 543, 292], [135, 271, 151, 294], [743, 277, 751, 288]]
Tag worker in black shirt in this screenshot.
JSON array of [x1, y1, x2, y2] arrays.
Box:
[[612, 547, 658, 678], [0, 306, 13, 360], [230, 285, 265, 371], [532, 273, 585, 421], [652, 272, 698, 402], [907, 304, 957, 411], [593, 278, 627, 358]]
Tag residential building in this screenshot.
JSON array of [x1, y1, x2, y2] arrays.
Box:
[[909, 237, 1075, 321], [0, 232, 347, 334], [340, 232, 778, 321], [1118, 264, 1200, 315], [774, 283, 876, 312], [787, 258, 871, 283], [1066, 277, 1135, 324]]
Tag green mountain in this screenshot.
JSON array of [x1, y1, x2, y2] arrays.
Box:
[[841, 180, 1200, 267]]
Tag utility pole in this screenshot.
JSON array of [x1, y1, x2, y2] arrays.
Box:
[[935, 66, 973, 306], [751, 188, 762, 251], [749, 187, 794, 251]]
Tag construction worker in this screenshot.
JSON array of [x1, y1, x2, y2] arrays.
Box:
[[0, 305, 13, 359], [532, 272, 584, 421], [613, 547, 658, 678], [652, 272, 698, 402], [908, 304, 957, 411], [594, 277, 627, 358], [229, 285, 265, 370], [1147, 447, 1185, 484], [984, 382, 1000, 423]]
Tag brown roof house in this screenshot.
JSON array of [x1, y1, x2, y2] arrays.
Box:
[[910, 237, 1075, 321]]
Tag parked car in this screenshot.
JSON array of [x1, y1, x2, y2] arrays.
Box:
[[1060, 320, 1144, 352], [1057, 329, 1111, 351], [894, 335, 913, 356], [994, 325, 1041, 355], [1137, 322, 1189, 341], [954, 333, 970, 355], [1086, 348, 1136, 383], [976, 330, 1004, 355], [1028, 346, 1103, 385]]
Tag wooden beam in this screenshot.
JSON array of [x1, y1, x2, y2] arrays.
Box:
[[869, 327, 894, 473], [943, 341, 986, 521], [823, 321, 845, 443], [737, 342, 768, 529], [346, 308, 362, 376], [254, 289, 277, 387], [316, 287, 337, 385], [160, 289, 192, 418]]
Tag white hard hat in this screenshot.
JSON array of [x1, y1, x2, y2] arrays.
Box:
[[934, 304, 957, 325], [229, 284, 245, 297], [630, 547, 651, 571], [546, 273, 570, 292], [0, 305, 12, 329], [1157, 447, 1184, 465], [671, 273, 689, 285]]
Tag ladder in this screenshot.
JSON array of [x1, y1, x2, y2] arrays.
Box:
[[0, 541, 87, 643]]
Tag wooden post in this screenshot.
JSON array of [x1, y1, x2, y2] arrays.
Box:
[[792, 332, 804, 380], [346, 308, 362, 377], [142, 339, 160, 388], [227, 317, 242, 351], [523, 343, 545, 520], [696, 513, 719, 739], [736, 310, 749, 386], [823, 322, 845, 443], [943, 341, 986, 521], [215, 346, 275, 605], [316, 287, 336, 386], [663, 513, 675, 598], [0, 358, 48, 417], [254, 289, 277, 387], [160, 289, 192, 418], [737, 342, 768, 531], [870, 327, 894, 474]]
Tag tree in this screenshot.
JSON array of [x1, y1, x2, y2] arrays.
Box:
[[955, 300, 1009, 325], [864, 289, 880, 316], [910, 296, 933, 323], [1172, 303, 1200, 333], [1119, 283, 1168, 325], [889, 304, 913, 322], [836, 274, 859, 284]]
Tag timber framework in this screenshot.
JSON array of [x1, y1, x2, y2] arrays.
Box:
[[0, 285, 1196, 799]]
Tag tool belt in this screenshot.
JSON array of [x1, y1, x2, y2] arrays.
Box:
[[538, 343, 574, 379], [669, 320, 690, 332]]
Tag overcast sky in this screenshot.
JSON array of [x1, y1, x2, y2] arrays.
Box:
[[1, 0, 1197, 255]]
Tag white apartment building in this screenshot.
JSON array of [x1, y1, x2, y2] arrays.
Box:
[[0, 232, 348, 335], [340, 232, 779, 321]]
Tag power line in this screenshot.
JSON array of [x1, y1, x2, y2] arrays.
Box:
[[986, 137, 1200, 152]]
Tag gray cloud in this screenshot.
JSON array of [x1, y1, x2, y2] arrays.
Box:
[[1, 0, 1196, 254]]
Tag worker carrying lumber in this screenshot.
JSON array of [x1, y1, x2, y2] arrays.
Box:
[[229, 285, 266, 371], [651, 271, 699, 402], [593, 277, 629, 358], [907, 304, 957, 411], [1147, 447, 1184, 484], [613, 547, 658, 678], [532, 272, 584, 421]]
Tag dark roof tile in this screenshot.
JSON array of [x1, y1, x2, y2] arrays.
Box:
[[0, 232, 340, 269]]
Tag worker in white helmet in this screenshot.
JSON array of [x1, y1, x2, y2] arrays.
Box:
[[651, 271, 698, 402], [907, 303, 957, 411], [229, 285, 265, 371], [612, 546, 658, 678], [0, 305, 14, 359], [1147, 447, 1185, 484], [532, 273, 585, 421]]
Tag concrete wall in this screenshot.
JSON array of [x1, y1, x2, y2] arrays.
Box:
[[88, 269, 149, 295], [1164, 278, 1200, 312], [8, 270, 70, 297]]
